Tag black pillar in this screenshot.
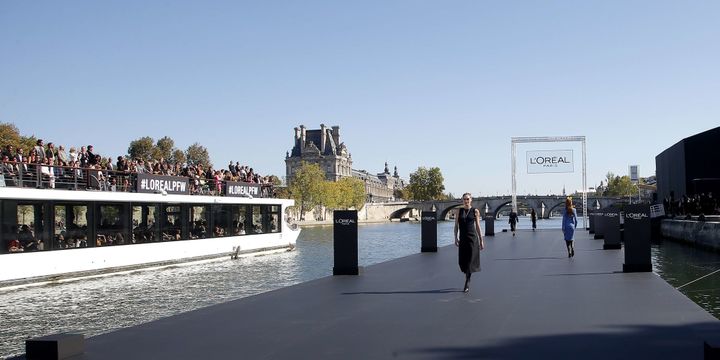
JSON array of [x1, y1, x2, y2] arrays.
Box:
[[333, 210, 361, 275], [588, 210, 596, 234], [484, 213, 495, 236], [623, 204, 652, 272], [26, 333, 84, 360], [602, 209, 622, 250], [421, 211, 437, 252]]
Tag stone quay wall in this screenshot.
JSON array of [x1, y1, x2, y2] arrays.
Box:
[[661, 219, 720, 250]]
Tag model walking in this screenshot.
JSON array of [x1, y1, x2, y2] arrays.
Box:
[[508, 209, 519, 236], [454, 193, 485, 292], [562, 197, 578, 257], [531, 208, 537, 231]]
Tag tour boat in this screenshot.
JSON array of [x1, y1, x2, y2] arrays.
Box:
[[0, 173, 300, 288]]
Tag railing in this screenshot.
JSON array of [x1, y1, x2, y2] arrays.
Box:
[[0, 161, 275, 198]]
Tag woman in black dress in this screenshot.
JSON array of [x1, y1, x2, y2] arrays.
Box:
[[454, 193, 485, 292]]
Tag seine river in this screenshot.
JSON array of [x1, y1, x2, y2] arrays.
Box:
[[1, 218, 719, 358]]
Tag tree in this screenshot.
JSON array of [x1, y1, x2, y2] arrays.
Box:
[[128, 137, 155, 161], [603, 172, 638, 196], [186, 143, 211, 167], [170, 149, 186, 165], [288, 162, 325, 220], [0, 122, 36, 151], [154, 136, 175, 161], [405, 167, 446, 201]]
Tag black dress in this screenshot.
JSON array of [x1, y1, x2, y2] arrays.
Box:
[[458, 207, 481, 273]]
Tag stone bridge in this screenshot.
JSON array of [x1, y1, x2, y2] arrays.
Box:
[[388, 196, 627, 221]]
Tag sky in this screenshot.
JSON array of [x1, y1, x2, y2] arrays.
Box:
[[1, 1, 719, 197]]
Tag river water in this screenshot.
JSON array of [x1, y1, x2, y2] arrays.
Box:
[[1, 218, 719, 358]]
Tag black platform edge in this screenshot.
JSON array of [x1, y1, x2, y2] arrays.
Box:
[[623, 264, 653, 273], [26, 333, 84, 360], [420, 247, 438, 252], [603, 244, 622, 250], [333, 266, 363, 275]]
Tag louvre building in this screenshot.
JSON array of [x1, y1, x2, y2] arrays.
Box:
[[285, 124, 405, 202]]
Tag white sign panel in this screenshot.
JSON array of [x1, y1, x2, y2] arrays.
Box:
[[526, 150, 574, 174], [629, 165, 639, 182]]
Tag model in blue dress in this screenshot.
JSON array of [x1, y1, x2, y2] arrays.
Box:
[[562, 198, 578, 257]]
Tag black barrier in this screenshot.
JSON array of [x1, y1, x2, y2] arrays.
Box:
[[333, 210, 361, 275], [601, 210, 622, 250], [26, 333, 84, 360], [593, 211, 605, 239], [484, 213, 495, 236], [623, 204, 652, 272], [588, 210, 596, 234], [421, 211, 437, 252]]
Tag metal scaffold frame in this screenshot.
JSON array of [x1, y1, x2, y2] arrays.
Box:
[[511, 136, 587, 228]]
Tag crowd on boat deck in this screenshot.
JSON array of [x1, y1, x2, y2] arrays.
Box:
[[0, 139, 276, 195]]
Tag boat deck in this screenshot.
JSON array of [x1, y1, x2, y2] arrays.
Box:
[[35, 229, 720, 359]]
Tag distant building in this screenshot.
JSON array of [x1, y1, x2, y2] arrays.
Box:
[[285, 124, 406, 202]]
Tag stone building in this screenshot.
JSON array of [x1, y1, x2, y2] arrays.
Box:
[[285, 124, 405, 202]]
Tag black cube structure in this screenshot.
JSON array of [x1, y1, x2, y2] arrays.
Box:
[[588, 210, 596, 234], [26, 333, 84, 360], [484, 213, 495, 236], [333, 210, 361, 275], [421, 211, 437, 252], [623, 204, 652, 272], [593, 212, 605, 240], [602, 209, 622, 250]]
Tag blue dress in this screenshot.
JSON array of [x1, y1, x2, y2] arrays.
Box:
[[562, 208, 578, 241]]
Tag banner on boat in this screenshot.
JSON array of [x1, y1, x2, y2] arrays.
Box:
[[225, 181, 264, 198], [526, 150, 574, 174], [137, 173, 190, 195]]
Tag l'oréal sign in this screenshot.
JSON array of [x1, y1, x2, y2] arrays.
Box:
[[526, 150, 574, 174], [225, 181, 264, 198]]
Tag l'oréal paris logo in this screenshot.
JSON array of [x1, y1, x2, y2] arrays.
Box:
[[625, 213, 648, 220], [529, 156, 570, 167], [526, 150, 574, 174], [421, 217, 436, 222], [335, 219, 356, 226]]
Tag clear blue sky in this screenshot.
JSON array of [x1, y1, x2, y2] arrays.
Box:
[[2, 1, 718, 197]]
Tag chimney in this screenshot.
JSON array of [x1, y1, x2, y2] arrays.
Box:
[[300, 125, 306, 152], [294, 127, 300, 150], [331, 125, 340, 147], [320, 124, 327, 154]]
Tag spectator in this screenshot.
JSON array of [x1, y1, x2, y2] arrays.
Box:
[[87, 145, 97, 166], [57, 145, 68, 166]]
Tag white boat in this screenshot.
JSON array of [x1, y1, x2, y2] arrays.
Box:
[[0, 182, 300, 288]]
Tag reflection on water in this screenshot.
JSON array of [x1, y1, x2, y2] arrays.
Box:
[[0, 219, 718, 357]]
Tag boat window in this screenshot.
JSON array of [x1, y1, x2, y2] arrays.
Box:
[[17, 204, 47, 252], [252, 206, 263, 234], [189, 206, 208, 239], [211, 205, 231, 237], [268, 205, 280, 233], [54, 204, 89, 249], [132, 204, 158, 243], [230, 205, 247, 236], [97, 204, 128, 247], [161, 204, 181, 241]]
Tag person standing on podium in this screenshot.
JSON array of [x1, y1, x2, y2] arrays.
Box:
[[454, 193, 485, 293]]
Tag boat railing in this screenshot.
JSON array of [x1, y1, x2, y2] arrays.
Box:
[[0, 161, 276, 198]]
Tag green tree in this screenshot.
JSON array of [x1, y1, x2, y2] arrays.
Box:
[[0, 122, 36, 152], [170, 149, 186, 164], [128, 136, 155, 161], [288, 162, 325, 220], [603, 172, 638, 196], [186, 143, 212, 167], [155, 136, 175, 161], [406, 167, 446, 201]]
